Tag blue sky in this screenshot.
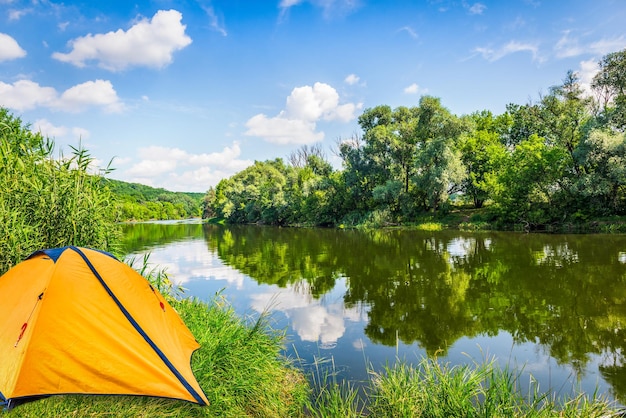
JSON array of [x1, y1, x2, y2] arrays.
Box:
[[1, 0, 625, 192]]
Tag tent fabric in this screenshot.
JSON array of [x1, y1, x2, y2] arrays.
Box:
[[0, 246, 208, 410]]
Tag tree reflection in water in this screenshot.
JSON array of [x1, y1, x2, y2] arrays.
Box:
[[122, 222, 626, 402]]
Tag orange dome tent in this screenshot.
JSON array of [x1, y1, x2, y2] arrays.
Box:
[[0, 246, 208, 410]]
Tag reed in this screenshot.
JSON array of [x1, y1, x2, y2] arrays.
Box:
[[0, 109, 119, 272]]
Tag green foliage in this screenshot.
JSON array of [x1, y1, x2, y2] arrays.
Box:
[[592, 49, 626, 131], [307, 355, 617, 417], [107, 178, 203, 221], [0, 108, 119, 271], [206, 48, 626, 229], [489, 134, 570, 224]]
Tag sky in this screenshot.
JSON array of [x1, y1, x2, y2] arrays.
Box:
[[1, 0, 626, 193]]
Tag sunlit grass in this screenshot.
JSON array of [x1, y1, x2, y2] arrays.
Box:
[[6, 296, 310, 418], [308, 356, 619, 418], [415, 222, 444, 231]]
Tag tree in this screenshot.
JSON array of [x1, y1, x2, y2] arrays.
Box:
[[573, 130, 626, 214], [412, 96, 468, 211], [490, 134, 569, 224], [460, 112, 507, 208], [592, 48, 626, 131]]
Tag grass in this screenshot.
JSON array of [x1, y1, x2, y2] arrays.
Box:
[[5, 296, 310, 418], [311, 356, 620, 418], [3, 263, 622, 417]]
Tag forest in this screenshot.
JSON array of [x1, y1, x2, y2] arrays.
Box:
[[107, 179, 204, 221], [205, 48, 626, 230]]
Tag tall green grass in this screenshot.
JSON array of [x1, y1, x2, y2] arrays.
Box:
[[308, 356, 620, 417], [0, 108, 119, 272], [5, 260, 310, 417]]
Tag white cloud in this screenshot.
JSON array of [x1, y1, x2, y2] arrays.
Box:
[[279, 0, 360, 20], [0, 79, 123, 113], [344, 73, 360, 85], [57, 80, 124, 113], [245, 82, 360, 145], [474, 40, 539, 62], [554, 30, 581, 58], [245, 115, 322, 145], [8, 8, 30, 21], [577, 58, 600, 96], [404, 83, 427, 95], [397, 26, 418, 39], [125, 142, 253, 191], [250, 286, 346, 345], [199, 3, 227, 36], [0, 80, 57, 111], [0, 33, 26, 61], [52, 9, 192, 71], [32, 119, 68, 138], [555, 31, 626, 59], [588, 36, 626, 56], [31, 119, 91, 151], [127, 158, 178, 176], [466, 2, 486, 15]]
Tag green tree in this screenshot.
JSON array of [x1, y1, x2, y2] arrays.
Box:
[[490, 134, 569, 224], [412, 96, 467, 211], [212, 159, 291, 225], [573, 129, 626, 214], [460, 111, 507, 208], [592, 48, 626, 131]]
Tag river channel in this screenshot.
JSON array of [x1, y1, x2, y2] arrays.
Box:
[[121, 221, 626, 404]]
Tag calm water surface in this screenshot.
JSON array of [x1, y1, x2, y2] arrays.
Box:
[[121, 222, 626, 403]]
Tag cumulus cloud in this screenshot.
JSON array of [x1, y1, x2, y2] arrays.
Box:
[[52, 9, 192, 71], [125, 142, 253, 192], [31, 119, 90, 151], [245, 82, 361, 145], [0, 79, 123, 112], [474, 40, 539, 62], [0, 33, 26, 61], [0, 80, 56, 110], [57, 80, 124, 113], [33, 119, 69, 138], [577, 58, 600, 96]]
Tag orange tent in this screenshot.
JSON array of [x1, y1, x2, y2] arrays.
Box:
[[0, 246, 208, 410]]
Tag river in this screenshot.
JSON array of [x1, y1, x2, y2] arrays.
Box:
[[121, 221, 626, 404]]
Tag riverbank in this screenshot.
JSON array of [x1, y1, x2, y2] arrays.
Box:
[[208, 206, 626, 234], [343, 205, 626, 234], [5, 295, 622, 417]]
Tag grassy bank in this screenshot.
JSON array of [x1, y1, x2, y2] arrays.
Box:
[[5, 296, 310, 417], [6, 296, 621, 417], [309, 358, 620, 417], [6, 313, 622, 417], [383, 206, 626, 233]]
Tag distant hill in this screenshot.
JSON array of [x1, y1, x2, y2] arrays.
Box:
[[104, 178, 205, 221]]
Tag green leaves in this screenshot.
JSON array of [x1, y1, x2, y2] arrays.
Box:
[[0, 107, 119, 272]]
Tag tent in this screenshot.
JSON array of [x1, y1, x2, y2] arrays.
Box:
[[0, 246, 208, 410]]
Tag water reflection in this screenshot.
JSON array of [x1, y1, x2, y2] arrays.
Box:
[[122, 223, 626, 402]]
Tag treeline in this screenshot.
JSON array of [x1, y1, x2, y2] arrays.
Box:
[[205, 49, 626, 229], [0, 108, 118, 270], [107, 179, 204, 221]]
